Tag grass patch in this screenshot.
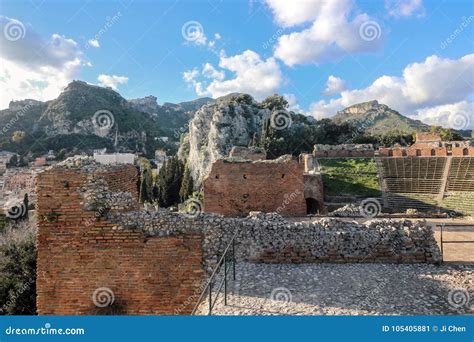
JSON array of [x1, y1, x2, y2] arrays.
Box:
[[319, 158, 381, 197]]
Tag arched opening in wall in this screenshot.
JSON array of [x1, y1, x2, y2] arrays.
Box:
[[463, 148, 469, 156], [416, 149, 421, 156], [388, 150, 393, 157], [431, 149, 436, 156], [306, 198, 320, 215]]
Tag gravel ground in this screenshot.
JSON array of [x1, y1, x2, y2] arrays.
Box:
[[196, 262, 473, 315]]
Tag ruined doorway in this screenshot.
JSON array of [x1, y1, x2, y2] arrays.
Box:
[[306, 198, 320, 215]]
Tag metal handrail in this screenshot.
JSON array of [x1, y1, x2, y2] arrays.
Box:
[[438, 223, 474, 262], [192, 230, 237, 315]]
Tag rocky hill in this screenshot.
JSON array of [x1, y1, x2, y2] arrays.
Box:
[[332, 100, 430, 135], [179, 94, 271, 185], [129, 95, 212, 130], [0, 81, 211, 158]]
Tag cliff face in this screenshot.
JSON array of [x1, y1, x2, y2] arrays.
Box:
[[332, 100, 429, 134], [180, 97, 270, 186]]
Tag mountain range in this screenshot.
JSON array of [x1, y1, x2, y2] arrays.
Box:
[[0, 80, 458, 160]]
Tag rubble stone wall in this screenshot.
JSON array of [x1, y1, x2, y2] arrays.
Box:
[[36, 160, 442, 315], [313, 144, 375, 158], [111, 211, 441, 266]]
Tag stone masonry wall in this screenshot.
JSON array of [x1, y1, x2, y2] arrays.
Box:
[[203, 156, 307, 216], [111, 211, 442, 266], [36, 159, 442, 315], [313, 144, 375, 158], [36, 162, 204, 315]]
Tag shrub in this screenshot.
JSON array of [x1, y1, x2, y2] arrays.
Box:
[[0, 220, 37, 315]]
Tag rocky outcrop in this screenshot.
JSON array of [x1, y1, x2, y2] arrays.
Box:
[[180, 96, 270, 186], [332, 100, 429, 135]]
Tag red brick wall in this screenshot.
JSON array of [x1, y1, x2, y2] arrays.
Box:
[[36, 166, 204, 315], [203, 159, 306, 216], [378, 146, 473, 157]]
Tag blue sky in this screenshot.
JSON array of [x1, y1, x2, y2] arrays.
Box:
[[0, 0, 473, 129]]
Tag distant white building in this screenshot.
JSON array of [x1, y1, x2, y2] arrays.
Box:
[[93, 152, 136, 165], [154, 149, 168, 170]]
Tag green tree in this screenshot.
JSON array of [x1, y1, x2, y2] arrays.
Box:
[[138, 158, 153, 203], [430, 126, 463, 141], [179, 164, 194, 202], [0, 222, 37, 315], [261, 94, 288, 111], [155, 156, 184, 207]]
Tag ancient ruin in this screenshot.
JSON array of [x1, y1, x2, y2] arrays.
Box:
[[376, 133, 474, 215], [203, 148, 324, 216], [313, 144, 375, 158], [35, 158, 442, 315]]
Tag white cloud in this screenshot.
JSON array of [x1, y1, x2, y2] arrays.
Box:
[[416, 101, 473, 129], [183, 22, 222, 52], [266, 0, 384, 66], [97, 74, 128, 90], [283, 93, 302, 112], [0, 16, 87, 108], [183, 50, 283, 100], [202, 63, 225, 80], [88, 39, 100, 48], [309, 54, 474, 129], [183, 68, 199, 82], [323, 75, 347, 96], [386, 0, 425, 18]]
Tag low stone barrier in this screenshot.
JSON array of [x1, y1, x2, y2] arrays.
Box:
[[110, 210, 442, 269]]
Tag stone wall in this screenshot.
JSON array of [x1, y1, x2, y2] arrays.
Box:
[[313, 144, 374, 158], [203, 156, 307, 216], [36, 161, 204, 315], [228, 146, 266, 161], [36, 159, 442, 315], [111, 211, 441, 266]]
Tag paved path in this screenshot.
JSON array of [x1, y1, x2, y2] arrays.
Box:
[[197, 262, 473, 315]]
